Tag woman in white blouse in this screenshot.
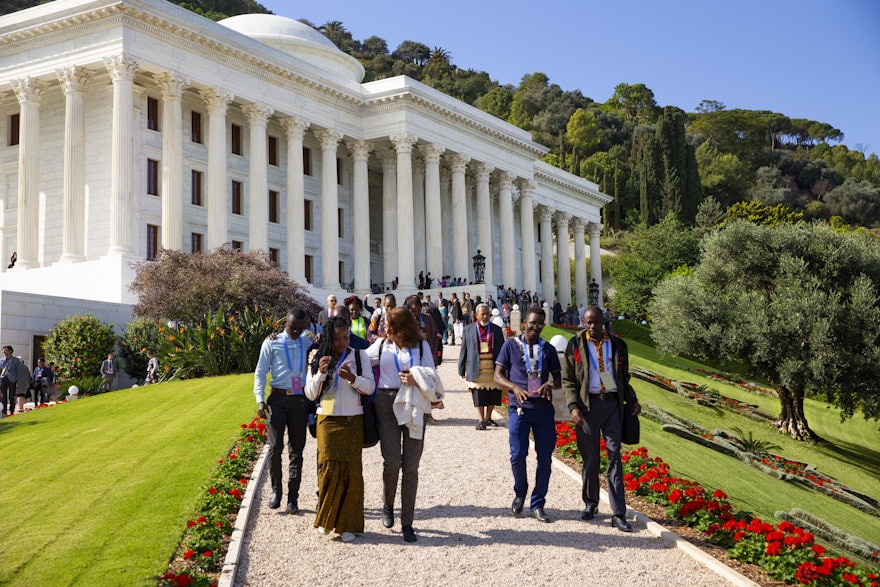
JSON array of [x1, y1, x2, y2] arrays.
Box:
[[305, 316, 375, 543], [366, 307, 437, 543]]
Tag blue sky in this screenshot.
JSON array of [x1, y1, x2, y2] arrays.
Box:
[[257, 0, 880, 156]]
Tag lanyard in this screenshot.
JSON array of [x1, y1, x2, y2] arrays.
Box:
[[392, 343, 413, 372], [587, 337, 612, 372], [520, 336, 543, 374], [333, 349, 350, 389], [478, 324, 492, 346], [283, 336, 306, 379]]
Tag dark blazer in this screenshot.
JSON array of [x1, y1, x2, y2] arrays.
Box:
[[561, 330, 638, 421], [457, 322, 504, 381]]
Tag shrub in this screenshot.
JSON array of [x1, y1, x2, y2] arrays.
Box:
[[59, 376, 104, 396], [119, 317, 162, 381], [42, 314, 117, 381]]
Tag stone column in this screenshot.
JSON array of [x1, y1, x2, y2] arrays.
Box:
[[572, 218, 588, 309], [280, 116, 309, 283], [474, 162, 495, 286], [439, 166, 453, 277], [314, 128, 344, 289], [538, 205, 555, 300], [156, 72, 189, 251], [497, 171, 516, 288], [391, 132, 418, 293], [589, 222, 603, 302], [200, 88, 233, 250], [57, 67, 91, 263], [412, 155, 426, 276], [378, 150, 397, 284], [420, 143, 445, 282], [10, 77, 46, 268], [104, 54, 138, 255], [242, 102, 273, 252], [449, 153, 470, 280], [556, 212, 572, 307], [347, 139, 373, 295], [518, 180, 537, 293]]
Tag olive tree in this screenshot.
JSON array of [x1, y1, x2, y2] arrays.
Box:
[[649, 221, 880, 441]]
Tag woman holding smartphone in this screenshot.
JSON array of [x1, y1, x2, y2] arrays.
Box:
[[305, 316, 375, 543], [366, 308, 437, 543]]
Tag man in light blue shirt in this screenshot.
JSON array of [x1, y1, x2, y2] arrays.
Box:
[[1, 345, 20, 416], [254, 307, 312, 514]]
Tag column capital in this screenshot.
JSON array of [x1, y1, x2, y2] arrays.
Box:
[[589, 222, 604, 237], [538, 204, 555, 223], [314, 128, 344, 150], [155, 71, 189, 99], [412, 153, 426, 174], [242, 102, 273, 126], [56, 66, 91, 94], [555, 211, 572, 226], [346, 139, 373, 161], [390, 132, 419, 153], [200, 88, 233, 114], [280, 115, 310, 139], [498, 170, 516, 190], [419, 142, 446, 163], [474, 162, 495, 181], [377, 149, 396, 167], [103, 54, 138, 82], [518, 178, 536, 197], [571, 217, 586, 232], [11, 77, 47, 104], [449, 152, 470, 173]]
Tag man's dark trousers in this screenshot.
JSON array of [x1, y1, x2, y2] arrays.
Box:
[[266, 393, 309, 504], [575, 395, 626, 516]]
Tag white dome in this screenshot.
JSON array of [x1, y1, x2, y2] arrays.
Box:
[[219, 14, 365, 83]]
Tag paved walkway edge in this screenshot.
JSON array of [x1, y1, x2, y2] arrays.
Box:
[[551, 453, 760, 587], [218, 444, 270, 587]]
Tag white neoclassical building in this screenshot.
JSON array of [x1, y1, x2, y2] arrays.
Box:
[[0, 0, 610, 366]]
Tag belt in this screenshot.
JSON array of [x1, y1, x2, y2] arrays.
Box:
[[377, 387, 399, 393], [589, 392, 618, 401], [271, 387, 303, 396]]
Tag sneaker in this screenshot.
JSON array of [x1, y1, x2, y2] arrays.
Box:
[[475, 420, 486, 430], [340, 532, 356, 543], [315, 526, 329, 535]]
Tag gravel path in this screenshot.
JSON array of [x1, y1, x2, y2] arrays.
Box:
[[233, 345, 739, 586]]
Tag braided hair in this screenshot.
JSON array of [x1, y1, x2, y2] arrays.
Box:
[[310, 315, 350, 376]]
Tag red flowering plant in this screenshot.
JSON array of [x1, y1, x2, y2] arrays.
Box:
[[555, 421, 580, 462]]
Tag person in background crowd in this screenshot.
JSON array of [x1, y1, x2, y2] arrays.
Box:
[[317, 294, 338, 325], [459, 304, 504, 430], [32, 357, 53, 405], [99, 353, 117, 392], [253, 308, 312, 515], [494, 308, 561, 524], [461, 292, 474, 325], [305, 316, 375, 543], [448, 293, 463, 345], [346, 296, 371, 343], [145, 351, 160, 384], [369, 293, 396, 339]]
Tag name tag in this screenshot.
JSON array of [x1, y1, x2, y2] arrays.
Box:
[[600, 371, 617, 391], [321, 393, 335, 414], [479, 341, 489, 354], [290, 376, 303, 395], [528, 376, 541, 395]]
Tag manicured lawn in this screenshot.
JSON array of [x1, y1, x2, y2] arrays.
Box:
[[544, 325, 880, 545], [0, 375, 254, 586]]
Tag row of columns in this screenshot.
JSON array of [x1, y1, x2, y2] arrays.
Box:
[[7, 55, 604, 303]]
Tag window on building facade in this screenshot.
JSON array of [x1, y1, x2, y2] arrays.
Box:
[[338, 261, 344, 284], [8, 113, 19, 146], [269, 247, 279, 264], [268, 135, 278, 166], [146, 224, 159, 260], [191, 111, 203, 143], [147, 97, 159, 131], [231, 240, 243, 251], [269, 190, 280, 223], [337, 207, 344, 238], [191, 232, 203, 254], [231, 123, 242, 155], [304, 199, 313, 231], [232, 180, 243, 214], [147, 159, 159, 196], [191, 170, 203, 206], [303, 146, 312, 176], [336, 157, 343, 185], [304, 254, 314, 283]]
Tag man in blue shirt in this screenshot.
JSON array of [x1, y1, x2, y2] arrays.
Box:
[[1, 345, 20, 416], [494, 308, 561, 523], [254, 307, 312, 514]]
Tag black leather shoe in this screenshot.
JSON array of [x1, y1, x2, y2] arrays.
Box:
[[268, 492, 282, 509], [530, 507, 551, 523], [402, 525, 417, 542], [381, 504, 394, 528], [581, 507, 596, 521], [283, 502, 299, 515], [511, 496, 525, 516], [611, 515, 632, 532]]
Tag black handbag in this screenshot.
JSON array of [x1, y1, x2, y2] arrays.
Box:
[[354, 349, 380, 449], [621, 401, 640, 444]]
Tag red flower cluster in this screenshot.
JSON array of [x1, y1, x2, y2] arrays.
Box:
[[161, 572, 194, 587]]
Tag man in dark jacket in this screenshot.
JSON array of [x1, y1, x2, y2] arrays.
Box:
[[562, 306, 641, 532], [448, 293, 463, 345], [458, 303, 505, 429]]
